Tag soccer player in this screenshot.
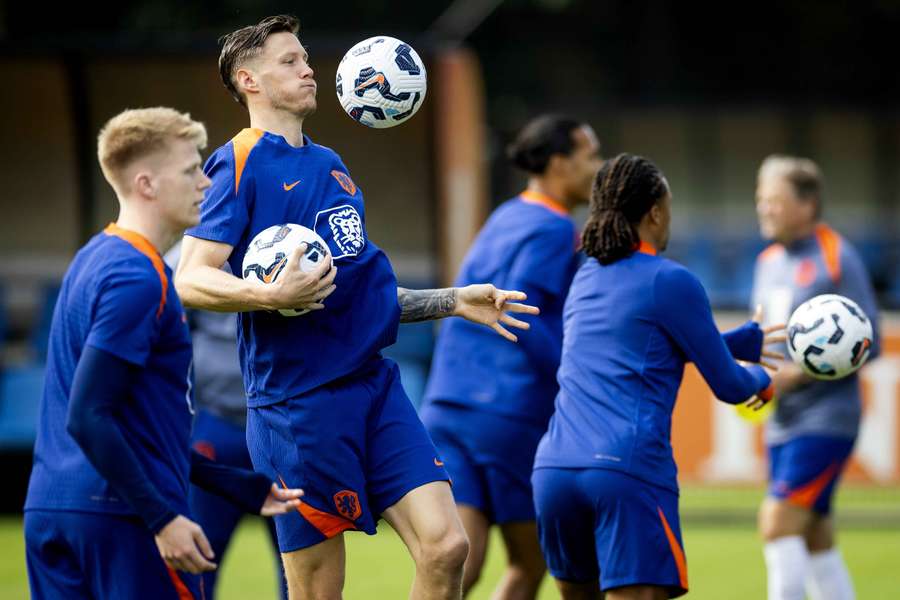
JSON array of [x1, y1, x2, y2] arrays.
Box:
[[23, 107, 303, 600], [165, 242, 287, 599], [532, 154, 783, 600], [420, 114, 601, 598], [173, 15, 538, 600], [752, 155, 880, 600]]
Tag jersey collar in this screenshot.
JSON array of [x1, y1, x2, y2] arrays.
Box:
[[519, 190, 570, 217], [103, 223, 162, 258], [635, 240, 657, 255]]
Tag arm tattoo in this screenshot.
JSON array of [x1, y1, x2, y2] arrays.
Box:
[[397, 287, 458, 323]]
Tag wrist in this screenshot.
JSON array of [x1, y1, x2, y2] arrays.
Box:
[[449, 287, 461, 316]]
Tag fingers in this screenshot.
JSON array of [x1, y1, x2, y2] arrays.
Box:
[[314, 284, 336, 302], [762, 349, 784, 360], [491, 289, 527, 310], [764, 334, 787, 345], [272, 484, 304, 501], [193, 527, 215, 562], [288, 243, 308, 266], [760, 360, 779, 371], [763, 323, 786, 334], [503, 302, 540, 316], [500, 313, 530, 330], [491, 322, 518, 343], [752, 304, 763, 324], [313, 258, 337, 285]]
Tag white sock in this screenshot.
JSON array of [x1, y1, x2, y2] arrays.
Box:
[[764, 535, 809, 600], [806, 548, 855, 600]]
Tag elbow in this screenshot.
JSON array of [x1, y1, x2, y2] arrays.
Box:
[[65, 415, 87, 445], [172, 273, 197, 308]]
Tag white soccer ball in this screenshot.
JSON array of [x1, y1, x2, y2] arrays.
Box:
[[335, 36, 427, 129], [242, 224, 332, 317], [786, 294, 874, 380]]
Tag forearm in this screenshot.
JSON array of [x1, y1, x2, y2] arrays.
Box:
[[67, 346, 176, 533], [721, 321, 764, 362], [175, 264, 273, 312], [189, 451, 271, 514], [397, 287, 458, 323]]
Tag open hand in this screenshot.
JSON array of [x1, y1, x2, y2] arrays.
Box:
[[752, 304, 786, 371], [455, 284, 540, 342], [261, 483, 303, 516]]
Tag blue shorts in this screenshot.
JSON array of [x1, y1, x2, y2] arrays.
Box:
[[421, 402, 545, 523], [767, 434, 855, 515], [190, 409, 285, 598], [25, 510, 203, 600], [246, 358, 448, 552], [533, 468, 688, 597]]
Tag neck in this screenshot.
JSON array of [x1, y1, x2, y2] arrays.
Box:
[[248, 106, 305, 147], [527, 178, 575, 211], [779, 221, 818, 246], [114, 202, 179, 255], [636, 223, 661, 252]]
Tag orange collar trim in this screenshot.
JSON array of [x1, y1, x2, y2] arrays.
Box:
[[636, 240, 657, 256], [519, 190, 569, 216], [103, 223, 168, 318], [103, 223, 162, 257]]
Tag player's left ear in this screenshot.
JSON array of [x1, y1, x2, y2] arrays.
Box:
[[133, 171, 156, 200], [236, 67, 259, 96]]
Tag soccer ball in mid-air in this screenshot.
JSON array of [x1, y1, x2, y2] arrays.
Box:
[[335, 36, 427, 129], [786, 294, 874, 380], [242, 224, 332, 317]]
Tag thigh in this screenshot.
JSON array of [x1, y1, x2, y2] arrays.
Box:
[[246, 389, 372, 553], [420, 404, 489, 516], [28, 511, 203, 600], [586, 470, 687, 598], [25, 511, 91, 600], [280, 534, 346, 600], [499, 520, 546, 571], [381, 480, 461, 555], [532, 467, 599, 585], [366, 361, 450, 517], [481, 419, 545, 525], [768, 435, 855, 515]]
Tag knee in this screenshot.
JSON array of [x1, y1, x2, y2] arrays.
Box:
[[418, 528, 470, 574], [758, 498, 807, 542]]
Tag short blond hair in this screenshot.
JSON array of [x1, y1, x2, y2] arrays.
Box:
[[758, 154, 824, 218], [97, 107, 208, 191]]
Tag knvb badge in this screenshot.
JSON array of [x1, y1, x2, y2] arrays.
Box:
[[315, 204, 366, 259]]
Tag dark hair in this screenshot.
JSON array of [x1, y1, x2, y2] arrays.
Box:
[[506, 114, 584, 174], [582, 153, 668, 265], [219, 15, 300, 107]]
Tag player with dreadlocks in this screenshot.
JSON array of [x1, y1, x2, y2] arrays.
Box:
[[532, 154, 784, 599]]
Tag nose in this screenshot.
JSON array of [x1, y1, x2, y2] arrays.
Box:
[[199, 173, 212, 191]]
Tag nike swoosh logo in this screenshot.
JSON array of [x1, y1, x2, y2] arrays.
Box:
[[283, 180, 301, 191], [262, 257, 287, 283], [354, 74, 386, 92], [434, 458, 445, 467]]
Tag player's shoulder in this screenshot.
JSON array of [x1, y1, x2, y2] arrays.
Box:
[[756, 242, 786, 264], [305, 138, 345, 165], [92, 229, 168, 288], [652, 256, 703, 294]]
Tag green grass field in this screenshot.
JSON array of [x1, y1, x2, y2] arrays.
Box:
[[3, 486, 899, 599]]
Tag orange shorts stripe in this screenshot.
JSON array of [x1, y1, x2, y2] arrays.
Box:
[[166, 567, 195, 600], [277, 476, 357, 539], [657, 506, 689, 591], [786, 462, 841, 509]]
